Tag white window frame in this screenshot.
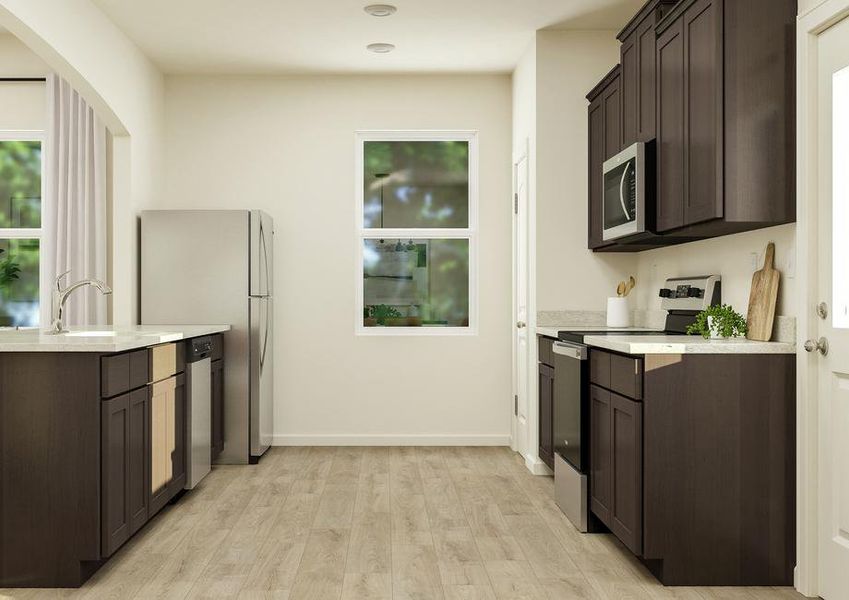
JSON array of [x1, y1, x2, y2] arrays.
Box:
[[355, 130, 479, 336], [0, 130, 45, 328]]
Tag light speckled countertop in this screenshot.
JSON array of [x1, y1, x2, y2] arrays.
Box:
[[0, 325, 231, 353], [537, 327, 795, 354], [583, 334, 795, 355]]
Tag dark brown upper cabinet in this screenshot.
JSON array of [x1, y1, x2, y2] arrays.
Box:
[[655, 0, 796, 235], [619, 0, 679, 147], [586, 66, 622, 250], [586, 0, 796, 252]]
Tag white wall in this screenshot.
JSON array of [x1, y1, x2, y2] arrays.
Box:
[[0, 0, 165, 324], [633, 224, 796, 318], [798, 0, 826, 14], [162, 74, 513, 444], [0, 33, 46, 130], [534, 31, 637, 312]]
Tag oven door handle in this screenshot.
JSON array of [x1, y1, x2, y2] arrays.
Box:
[[552, 341, 588, 361]]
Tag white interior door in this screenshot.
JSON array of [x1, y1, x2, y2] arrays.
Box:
[[815, 12, 849, 599], [513, 153, 529, 455]]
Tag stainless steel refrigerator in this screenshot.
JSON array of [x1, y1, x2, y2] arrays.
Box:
[[140, 210, 273, 464]]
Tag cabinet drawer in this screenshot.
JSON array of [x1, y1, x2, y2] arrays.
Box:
[[102, 349, 150, 398], [538, 336, 554, 367], [590, 351, 611, 388], [150, 343, 179, 383], [590, 350, 643, 400], [610, 353, 643, 400]]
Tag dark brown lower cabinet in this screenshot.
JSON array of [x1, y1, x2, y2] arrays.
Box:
[[101, 387, 149, 557], [610, 393, 642, 555], [211, 358, 224, 459], [642, 353, 795, 586], [589, 385, 613, 524], [538, 363, 555, 470], [101, 394, 131, 557], [590, 384, 643, 556], [127, 388, 150, 535]]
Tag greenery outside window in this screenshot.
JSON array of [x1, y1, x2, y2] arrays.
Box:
[[0, 133, 43, 328], [356, 131, 478, 335]]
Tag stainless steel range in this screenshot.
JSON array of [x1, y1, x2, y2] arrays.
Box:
[[552, 275, 721, 532]]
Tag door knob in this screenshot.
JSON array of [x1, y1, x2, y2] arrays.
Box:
[[516, 321, 527, 329], [804, 337, 829, 356]]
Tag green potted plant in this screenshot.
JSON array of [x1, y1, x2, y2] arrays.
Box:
[[367, 304, 402, 326], [686, 304, 748, 340]]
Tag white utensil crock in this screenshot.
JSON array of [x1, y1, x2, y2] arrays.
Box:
[[606, 297, 630, 328]]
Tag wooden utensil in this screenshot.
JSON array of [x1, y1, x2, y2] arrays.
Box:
[[746, 242, 780, 341], [624, 276, 636, 297], [616, 281, 626, 297]]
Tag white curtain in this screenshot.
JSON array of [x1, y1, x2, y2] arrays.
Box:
[[43, 74, 108, 327]]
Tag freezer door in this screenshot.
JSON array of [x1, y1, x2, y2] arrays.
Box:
[[250, 296, 273, 457], [250, 210, 273, 297]]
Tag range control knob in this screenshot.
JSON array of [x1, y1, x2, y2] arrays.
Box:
[[687, 287, 704, 298], [658, 288, 674, 298]]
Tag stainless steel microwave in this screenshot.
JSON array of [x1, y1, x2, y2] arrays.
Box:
[[602, 142, 646, 241]]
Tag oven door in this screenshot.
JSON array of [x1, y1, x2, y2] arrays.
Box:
[[602, 142, 645, 241], [552, 341, 588, 472]]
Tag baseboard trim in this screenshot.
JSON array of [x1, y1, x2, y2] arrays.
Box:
[[524, 453, 553, 476], [272, 434, 511, 447]]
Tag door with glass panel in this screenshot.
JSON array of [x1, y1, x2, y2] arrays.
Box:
[[814, 12, 849, 599]]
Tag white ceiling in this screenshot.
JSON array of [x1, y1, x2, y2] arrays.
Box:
[[91, 0, 644, 74]]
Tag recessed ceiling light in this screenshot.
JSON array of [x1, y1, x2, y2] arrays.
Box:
[[367, 43, 395, 53], [364, 4, 397, 17]]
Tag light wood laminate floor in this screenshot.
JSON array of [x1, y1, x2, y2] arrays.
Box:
[[1, 447, 804, 599]]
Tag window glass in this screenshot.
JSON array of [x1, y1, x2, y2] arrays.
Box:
[[363, 238, 469, 328], [363, 141, 469, 229], [0, 140, 42, 228], [0, 238, 39, 327]]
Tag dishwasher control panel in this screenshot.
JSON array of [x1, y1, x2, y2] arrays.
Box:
[[188, 336, 213, 361]]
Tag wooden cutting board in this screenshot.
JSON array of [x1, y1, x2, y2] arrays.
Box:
[[746, 242, 780, 341]]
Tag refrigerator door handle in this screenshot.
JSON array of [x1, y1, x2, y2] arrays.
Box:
[[260, 297, 269, 370], [259, 219, 268, 297]]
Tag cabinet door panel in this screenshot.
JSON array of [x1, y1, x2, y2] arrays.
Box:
[[169, 376, 187, 496], [621, 33, 638, 147], [684, 0, 723, 226], [590, 385, 612, 526], [611, 393, 643, 555], [637, 18, 658, 140], [588, 98, 606, 249], [538, 364, 555, 470], [101, 394, 130, 557], [128, 388, 149, 535], [149, 377, 174, 515], [603, 77, 622, 159], [656, 18, 685, 231]]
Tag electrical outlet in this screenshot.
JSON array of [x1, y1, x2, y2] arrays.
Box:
[[750, 252, 760, 272], [785, 252, 796, 278]]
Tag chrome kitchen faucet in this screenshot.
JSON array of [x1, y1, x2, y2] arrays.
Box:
[[47, 270, 113, 334]]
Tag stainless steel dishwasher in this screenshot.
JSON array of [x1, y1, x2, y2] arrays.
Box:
[[185, 336, 212, 489]]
